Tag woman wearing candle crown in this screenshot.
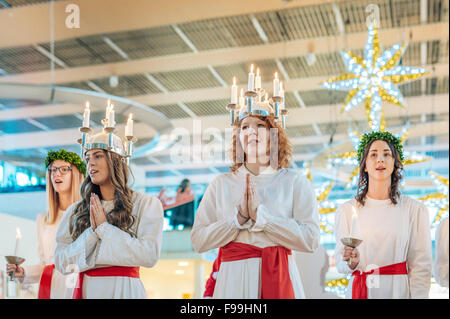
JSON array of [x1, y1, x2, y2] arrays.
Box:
[[6, 149, 85, 298], [334, 131, 432, 299], [54, 127, 164, 299], [191, 92, 320, 299]]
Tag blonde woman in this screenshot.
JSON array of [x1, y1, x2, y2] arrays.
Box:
[[191, 101, 320, 299], [54, 132, 164, 299], [6, 150, 85, 299]]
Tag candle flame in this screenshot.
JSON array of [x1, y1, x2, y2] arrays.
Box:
[[250, 64, 254, 73], [85, 101, 90, 109], [107, 99, 111, 107], [274, 72, 278, 79], [256, 68, 260, 76], [129, 113, 133, 121], [240, 88, 244, 96], [232, 77, 236, 85], [16, 227, 22, 239]]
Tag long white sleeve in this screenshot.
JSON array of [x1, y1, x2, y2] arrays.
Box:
[[249, 175, 320, 252], [406, 201, 432, 299], [54, 203, 99, 275], [94, 195, 164, 268], [434, 218, 449, 287], [191, 177, 241, 253], [22, 214, 46, 284]]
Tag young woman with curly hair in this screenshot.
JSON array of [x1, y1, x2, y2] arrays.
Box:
[[334, 131, 432, 299], [54, 133, 164, 299], [191, 101, 320, 299]]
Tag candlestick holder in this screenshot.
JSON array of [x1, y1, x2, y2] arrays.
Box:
[[125, 136, 138, 165], [272, 96, 282, 118], [280, 109, 288, 129], [340, 237, 363, 266], [77, 127, 93, 159], [103, 126, 116, 150], [4, 256, 25, 281], [245, 91, 257, 114], [226, 104, 238, 125]]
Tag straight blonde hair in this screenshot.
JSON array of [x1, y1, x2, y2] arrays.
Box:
[[45, 164, 83, 225]]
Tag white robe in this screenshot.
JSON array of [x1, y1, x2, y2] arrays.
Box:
[[22, 210, 73, 298], [434, 218, 449, 287], [54, 191, 164, 299], [191, 165, 320, 299], [334, 196, 432, 299]]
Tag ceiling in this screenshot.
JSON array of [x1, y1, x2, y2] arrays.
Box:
[[0, 0, 448, 195]]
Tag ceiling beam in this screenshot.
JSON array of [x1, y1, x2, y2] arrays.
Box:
[[0, 0, 334, 50], [1, 22, 447, 85]]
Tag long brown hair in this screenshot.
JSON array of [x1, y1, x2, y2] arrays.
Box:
[[355, 139, 403, 206], [229, 116, 292, 172], [45, 164, 83, 225], [70, 150, 136, 240]]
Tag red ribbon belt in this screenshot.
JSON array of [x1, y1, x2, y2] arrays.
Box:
[[72, 266, 140, 299], [352, 261, 408, 299], [221, 242, 295, 299], [38, 264, 55, 299]]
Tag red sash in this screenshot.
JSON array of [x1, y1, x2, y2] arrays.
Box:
[[221, 242, 295, 299], [352, 261, 408, 299], [72, 266, 140, 299], [38, 264, 55, 299]]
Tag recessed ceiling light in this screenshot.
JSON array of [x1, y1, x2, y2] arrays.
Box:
[[175, 270, 185, 275], [178, 261, 189, 267]]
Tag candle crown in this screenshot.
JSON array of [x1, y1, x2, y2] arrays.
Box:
[[78, 102, 137, 160]]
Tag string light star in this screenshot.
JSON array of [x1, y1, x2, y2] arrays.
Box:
[[304, 163, 336, 234], [322, 24, 428, 131], [419, 171, 449, 227]]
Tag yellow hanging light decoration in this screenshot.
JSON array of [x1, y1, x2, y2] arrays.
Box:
[[322, 24, 428, 131], [419, 171, 449, 226]]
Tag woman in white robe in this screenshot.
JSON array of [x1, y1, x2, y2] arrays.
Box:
[[191, 102, 320, 299], [6, 150, 85, 299], [54, 132, 164, 299], [434, 217, 449, 288], [334, 132, 432, 299]]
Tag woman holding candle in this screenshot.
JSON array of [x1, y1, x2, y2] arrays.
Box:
[[191, 93, 320, 299], [334, 131, 432, 299], [54, 129, 164, 299], [6, 149, 85, 299]]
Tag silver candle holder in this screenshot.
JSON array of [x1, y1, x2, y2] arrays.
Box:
[[340, 237, 363, 266], [125, 136, 138, 165]]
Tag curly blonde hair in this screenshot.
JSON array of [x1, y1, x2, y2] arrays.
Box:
[[228, 116, 292, 172]]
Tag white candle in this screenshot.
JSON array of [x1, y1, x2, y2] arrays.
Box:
[[255, 67, 261, 90], [105, 105, 110, 126], [82, 101, 90, 127], [231, 77, 238, 104], [279, 82, 285, 109], [239, 88, 245, 109], [109, 104, 115, 127], [14, 228, 21, 256], [349, 206, 358, 238], [273, 72, 280, 97], [248, 64, 255, 92], [126, 113, 134, 136], [264, 93, 268, 102]]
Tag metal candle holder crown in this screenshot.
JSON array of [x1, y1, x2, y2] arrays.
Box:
[[226, 66, 288, 129], [77, 103, 137, 165]]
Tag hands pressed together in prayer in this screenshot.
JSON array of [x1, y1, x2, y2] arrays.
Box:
[[90, 193, 108, 230], [343, 246, 360, 270], [237, 174, 260, 225]]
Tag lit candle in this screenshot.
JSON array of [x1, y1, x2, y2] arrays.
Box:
[[230, 77, 238, 104], [255, 67, 261, 90], [239, 88, 245, 109], [14, 228, 21, 256], [105, 104, 110, 126], [349, 206, 358, 238], [264, 93, 268, 102], [82, 101, 90, 128], [125, 113, 134, 137], [109, 104, 115, 127], [248, 64, 255, 92], [273, 72, 280, 97], [279, 82, 285, 109]]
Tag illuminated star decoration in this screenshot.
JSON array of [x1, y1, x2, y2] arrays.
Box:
[[327, 125, 432, 188], [322, 24, 428, 131], [304, 163, 336, 234], [419, 171, 449, 227]]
